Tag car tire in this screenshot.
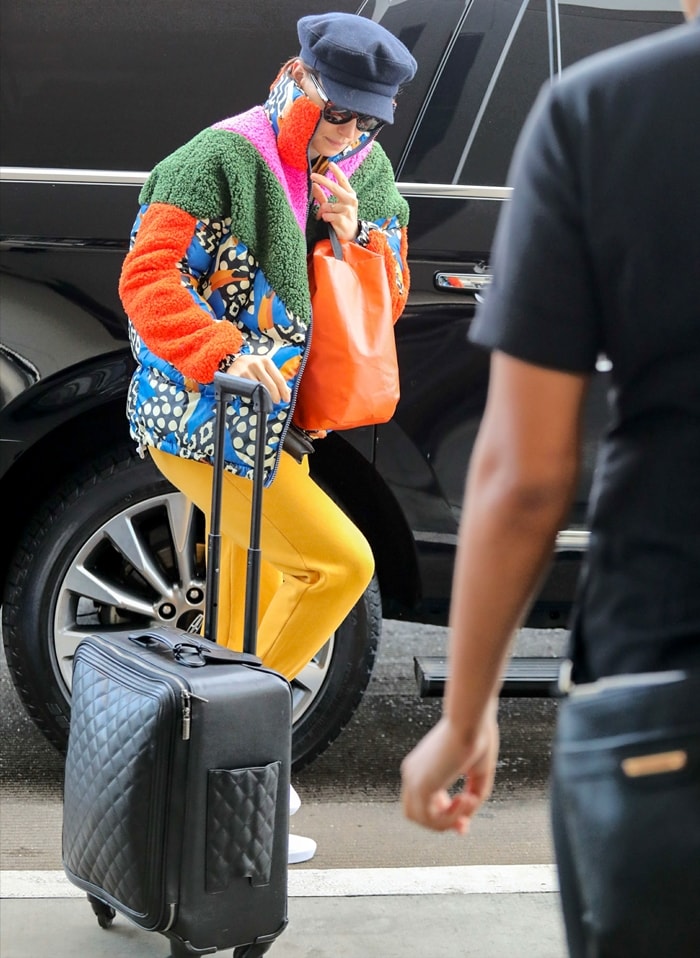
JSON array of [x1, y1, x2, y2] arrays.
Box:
[[2, 442, 380, 771]]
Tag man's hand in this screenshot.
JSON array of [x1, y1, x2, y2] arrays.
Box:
[[400, 707, 499, 834], [310, 162, 359, 242]]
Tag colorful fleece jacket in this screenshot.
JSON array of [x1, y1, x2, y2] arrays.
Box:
[[119, 70, 411, 485]]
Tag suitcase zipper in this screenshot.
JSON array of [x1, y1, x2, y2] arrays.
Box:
[[88, 637, 209, 741], [179, 689, 208, 739], [181, 691, 192, 740], [180, 689, 210, 741], [78, 636, 213, 931]]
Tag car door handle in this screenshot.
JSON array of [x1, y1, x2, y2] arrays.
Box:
[[435, 271, 492, 291]]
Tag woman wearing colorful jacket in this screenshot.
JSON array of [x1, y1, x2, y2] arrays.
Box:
[[118, 12, 417, 863]]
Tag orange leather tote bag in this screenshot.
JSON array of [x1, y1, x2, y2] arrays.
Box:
[[293, 225, 400, 432]]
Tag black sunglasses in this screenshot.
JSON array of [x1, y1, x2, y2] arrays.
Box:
[[306, 72, 385, 134]]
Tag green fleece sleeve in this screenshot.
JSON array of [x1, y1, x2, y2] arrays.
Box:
[[352, 143, 410, 227], [140, 128, 311, 323]]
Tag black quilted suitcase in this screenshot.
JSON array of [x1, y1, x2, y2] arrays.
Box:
[[62, 374, 292, 958]]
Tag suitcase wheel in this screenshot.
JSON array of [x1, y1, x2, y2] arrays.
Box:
[[87, 893, 116, 929]]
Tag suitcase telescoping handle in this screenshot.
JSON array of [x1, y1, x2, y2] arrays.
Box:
[[207, 372, 273, 657]]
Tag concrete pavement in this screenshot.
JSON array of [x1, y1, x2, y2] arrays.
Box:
[[1, 624, 568, 955], [1, 866, 567, 957]]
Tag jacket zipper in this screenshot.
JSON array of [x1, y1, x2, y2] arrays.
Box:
[[268, 136, 377, 485], [266, 162, 318, 486]]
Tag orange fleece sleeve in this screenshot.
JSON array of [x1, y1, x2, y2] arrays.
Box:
[[119, 203, 244, 382], [366, 226, 410, 324]]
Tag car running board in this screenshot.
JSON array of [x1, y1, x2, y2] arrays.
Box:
[[414, 655, 564, 698]]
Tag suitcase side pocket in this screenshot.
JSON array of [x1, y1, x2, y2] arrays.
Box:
[[206, 762, 281, 891]]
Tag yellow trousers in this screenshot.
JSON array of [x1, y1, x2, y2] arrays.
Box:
[[150, 447, 375, 680]]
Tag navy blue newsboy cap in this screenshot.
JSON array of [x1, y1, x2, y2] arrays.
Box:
[[297, 12, 417, 124]]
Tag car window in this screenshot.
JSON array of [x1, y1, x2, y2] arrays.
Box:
[[398, 0, 684, 187], [462, 0, 684, 186], [363, 0, 469, 165], [455, 0, 550, 187], [397, 0, 551, 185], [557, 0, 683, 69]]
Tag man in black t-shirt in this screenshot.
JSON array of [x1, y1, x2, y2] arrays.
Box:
[[402, 4, 699, 955], [470, 16, 700, 685]]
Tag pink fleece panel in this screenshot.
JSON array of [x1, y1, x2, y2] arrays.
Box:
[[212, 107, 308, 231]]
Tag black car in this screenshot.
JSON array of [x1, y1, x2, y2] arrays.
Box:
[[0, 0, 683, 770]]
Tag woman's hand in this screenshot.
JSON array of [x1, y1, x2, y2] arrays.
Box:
[[310, 162, 359, 242], [223, 354, 291, 405], [400, 705, 500, 834]]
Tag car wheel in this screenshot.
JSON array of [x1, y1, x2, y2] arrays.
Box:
[[2, 443, 380, 771]]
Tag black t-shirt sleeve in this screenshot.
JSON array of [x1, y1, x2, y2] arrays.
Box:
[[470, 84, 601, 373]]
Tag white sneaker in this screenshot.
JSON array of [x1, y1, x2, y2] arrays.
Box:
[[289, 784, 301, 817], [288, 833, 317, 865]]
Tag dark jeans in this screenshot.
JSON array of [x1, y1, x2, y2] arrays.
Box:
[[549, 772, 587, 958], [550, 677, 700, 958]]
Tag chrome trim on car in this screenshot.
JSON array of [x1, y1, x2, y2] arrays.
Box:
[[414, 529, 590, 551], [0, 166, 149, 186], [398, 182, 512, 200], [0, 166, 512, 201]]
